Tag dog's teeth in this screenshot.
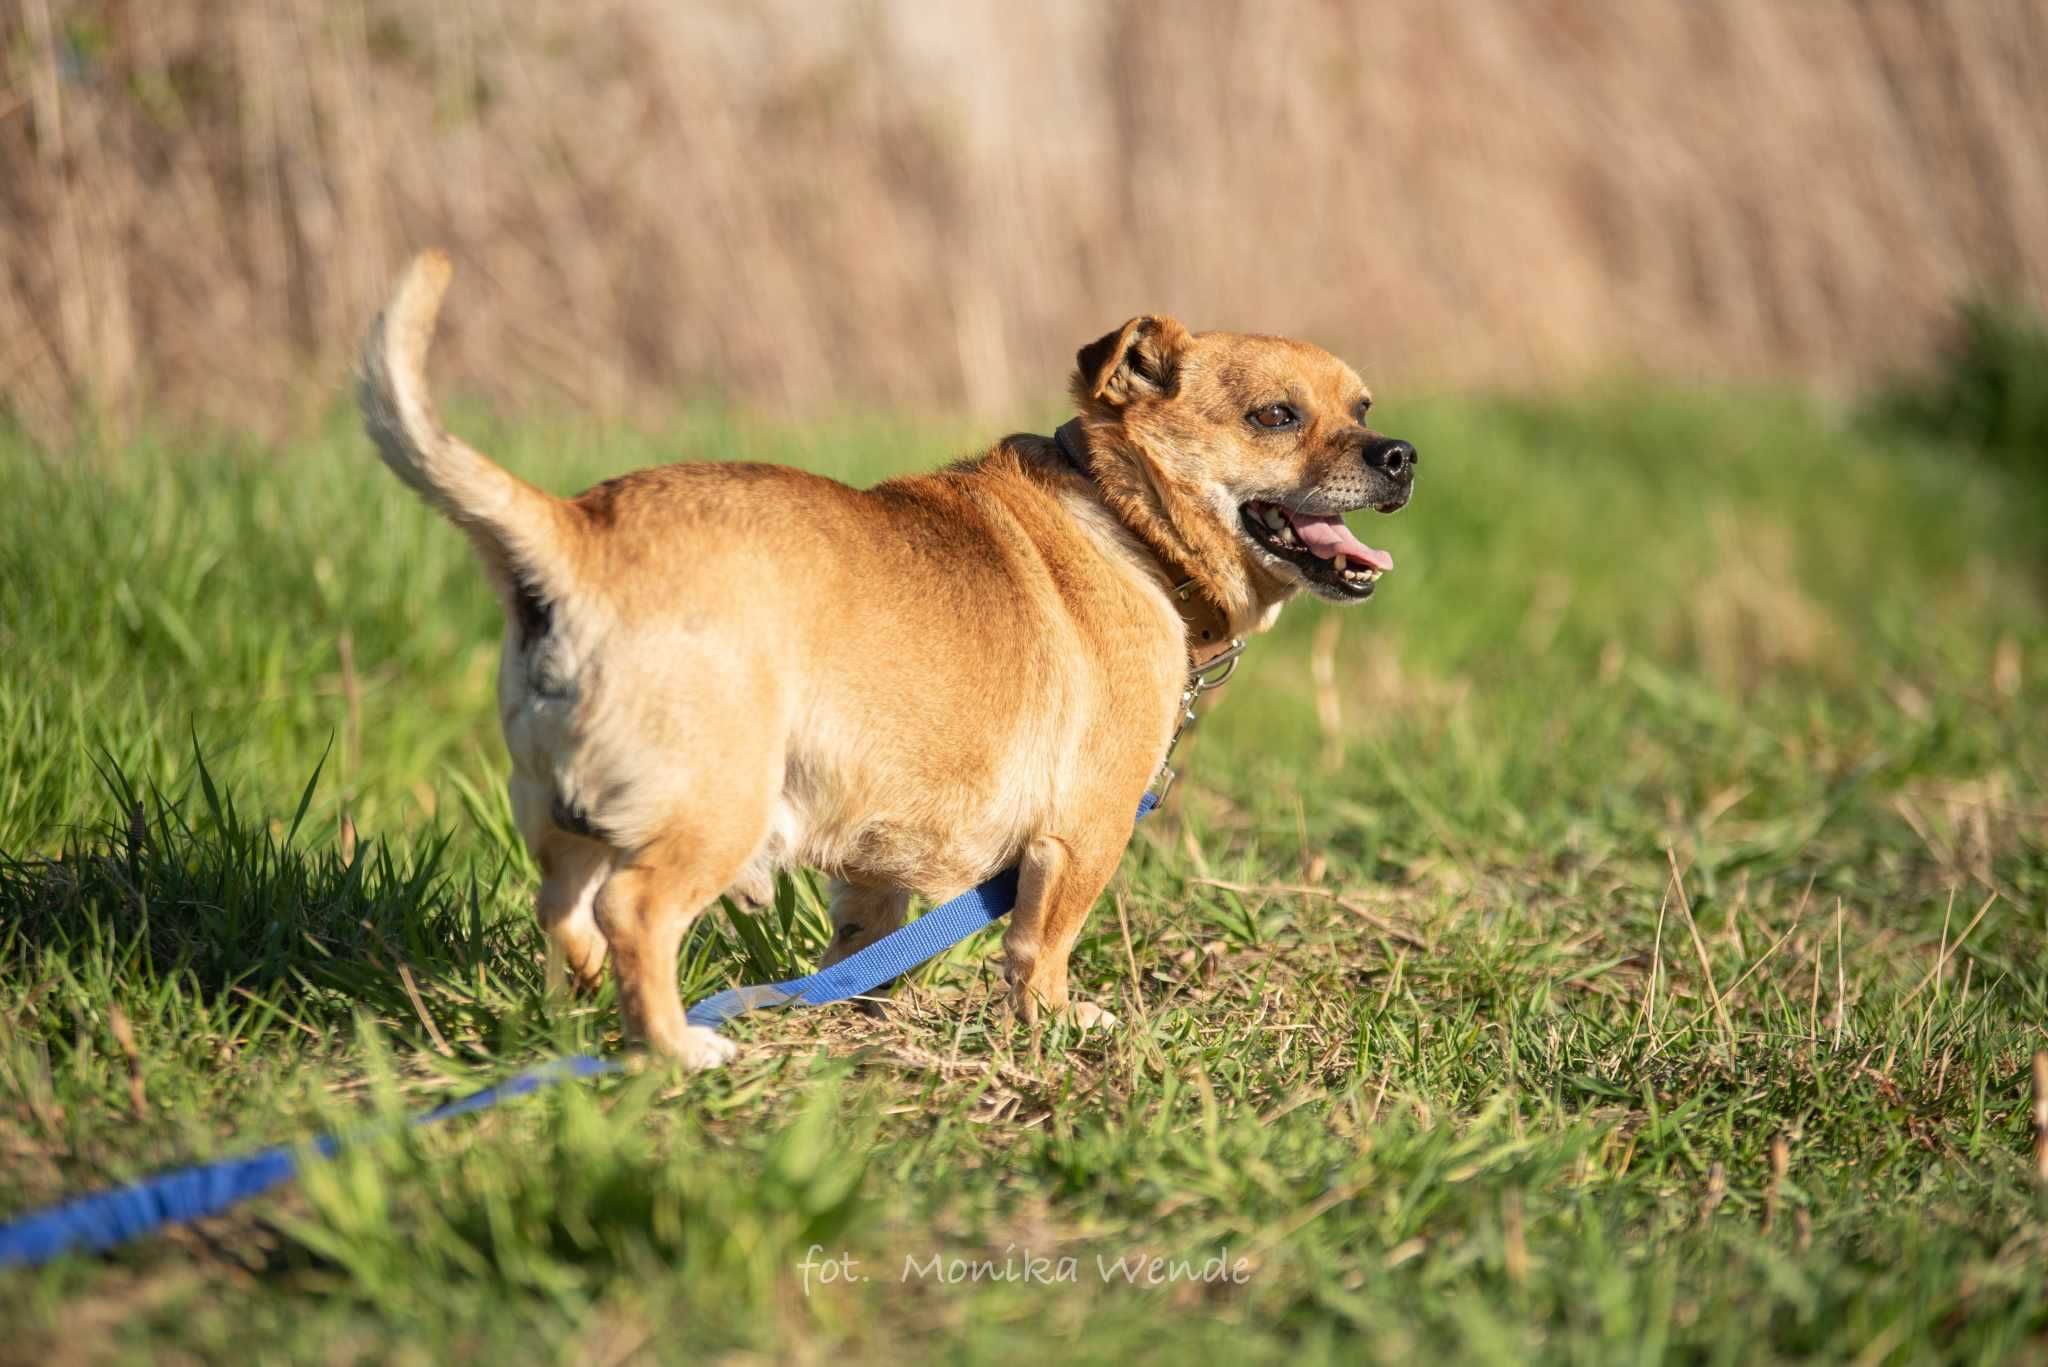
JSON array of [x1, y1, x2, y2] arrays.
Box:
[[1333, 554, 1348, 571], [1262, 507, 1286, 530]]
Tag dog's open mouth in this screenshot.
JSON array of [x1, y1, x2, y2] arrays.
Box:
[[1239, 501, 1394, 599]]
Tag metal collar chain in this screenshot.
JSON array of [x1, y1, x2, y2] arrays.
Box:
[[1146, 631, 1247, 806]]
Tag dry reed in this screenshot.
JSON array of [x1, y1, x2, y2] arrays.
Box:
[[4, 1, 2047, 443]]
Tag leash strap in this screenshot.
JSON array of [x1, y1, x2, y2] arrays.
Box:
[[687, 869, 1021, 1027], [688, 792, 1156, 1027], [0, 795, 1160, 1267], [0, 1056, 619, 1268]]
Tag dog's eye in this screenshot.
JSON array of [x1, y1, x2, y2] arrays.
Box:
[[1355, 398, 1373, 422], [1251, 404, 1298, 429]]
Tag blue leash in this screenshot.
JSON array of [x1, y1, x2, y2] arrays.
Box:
[[0, 792, 1158, 1268]]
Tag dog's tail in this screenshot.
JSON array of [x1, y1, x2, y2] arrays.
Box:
[[356, 250, 578, 608]]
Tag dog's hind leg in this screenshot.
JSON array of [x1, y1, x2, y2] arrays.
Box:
[[515, 774, 613, 993], [535, 831, 613, 994], [597, 811, 770, 1068], [1001, 827, 1126, 1029]]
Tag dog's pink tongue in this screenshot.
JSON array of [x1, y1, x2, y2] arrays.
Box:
[[1288, 512, 1394, 572]]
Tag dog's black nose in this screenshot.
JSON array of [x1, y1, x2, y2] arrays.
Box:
[[1364, 438, 1415, 479]]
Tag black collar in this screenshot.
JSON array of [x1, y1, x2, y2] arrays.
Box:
[[1052, 418, 1092, 480]]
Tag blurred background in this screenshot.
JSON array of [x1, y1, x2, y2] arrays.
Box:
[[4, 0, 2047, 440]]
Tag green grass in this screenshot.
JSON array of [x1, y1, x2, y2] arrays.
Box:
[[1, 391, 2044, 1364]]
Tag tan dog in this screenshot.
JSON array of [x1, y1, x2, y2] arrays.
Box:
[[357, 252, 1415, 1067]]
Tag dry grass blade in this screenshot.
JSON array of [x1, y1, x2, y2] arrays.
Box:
[[2032, 1051, 2048, 1185], [1112, 890, 1145, 1021], [1188, 878, 1428, 949], [1666, 850, 1736, 1057], [229, 985, 324, 1041], [1895, 894, 1998, 1012], [106, 1003, 146, 1119], [1808, 917, 1824, 1045], [1712, 906, 1807, 1012], [1637, 876, 1671, 1044], [1502, 1189, 1529, 1285], [1245, 1178, 1371, 1259], [396, 962, 453, 1058], [1834, 898, 1847, 1052], [1699, 1162, 1727, 1226], [874, 1040, 1044, 1095], [1763, 1132, 1790, 1234]]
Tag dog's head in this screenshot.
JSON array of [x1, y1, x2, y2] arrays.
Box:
[[1069, 316, 1414, 623]]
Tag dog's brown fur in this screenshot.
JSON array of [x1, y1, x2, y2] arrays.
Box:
[[357, 251, 1413, 1066]]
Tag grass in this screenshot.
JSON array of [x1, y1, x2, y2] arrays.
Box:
[[1, 390, 2044, 1363]]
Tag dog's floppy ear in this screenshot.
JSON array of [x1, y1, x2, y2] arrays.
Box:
[[1072, 315, 1191, 407]]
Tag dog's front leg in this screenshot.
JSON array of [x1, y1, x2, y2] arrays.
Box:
[[1002, 833, 1122, 1029]]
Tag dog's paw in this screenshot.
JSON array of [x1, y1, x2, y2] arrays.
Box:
[[546, 957, 609, 1000], [645, 1023, 738, 1071], [545, 935, 610, 998], [1067, 1001, 1119, 1032]]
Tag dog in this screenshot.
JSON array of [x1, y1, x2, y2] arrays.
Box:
[[357, 251, 1415, 1068]]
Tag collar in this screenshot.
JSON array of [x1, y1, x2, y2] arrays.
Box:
[[1051, 419, 1240, 667], [1051, 417, 1092, 480]]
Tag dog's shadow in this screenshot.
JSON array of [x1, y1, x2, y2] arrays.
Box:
[[0, 752, 558, 1055]]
